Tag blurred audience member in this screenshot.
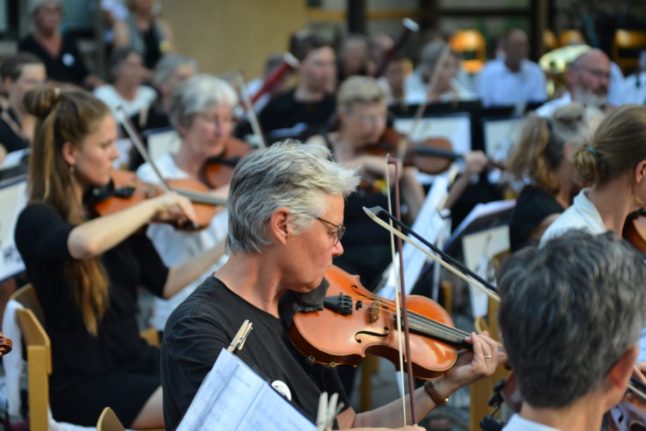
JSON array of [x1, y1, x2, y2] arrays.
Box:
[[0, 53, 46, 162], [114, 0, 174, 71], [19, 0, 102, 89], [476, 29, 546, 107], [406, 40, 476, 104], [337, 34, 369, 82], [95, 48, 156, 119], [537, 49, 611, 117]]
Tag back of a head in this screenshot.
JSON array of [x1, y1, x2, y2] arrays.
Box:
[[226, 142, 359, 253], [573, 104, 646, 186], [418, 40, 449, 74], [498, 230, 646, 408], [336, 76, 386, 111]]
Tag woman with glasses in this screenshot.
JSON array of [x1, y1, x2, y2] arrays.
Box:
[[136, 74, 249, 335], [308, 76, 425, 292]]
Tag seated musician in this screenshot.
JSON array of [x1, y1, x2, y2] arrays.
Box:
[[14, 87, 224, 427], [0, 53, 46, 162], [252, 33, 337, 143], [137, 74, 240, 334], [161, 142, 505, 430], [506, 103, 598, 251], [307, 76, 424, 290], [498, 230, 646, 430]]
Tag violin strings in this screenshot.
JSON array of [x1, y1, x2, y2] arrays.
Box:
[[346, 289, 471, 342], [374, 302, 470, 342]]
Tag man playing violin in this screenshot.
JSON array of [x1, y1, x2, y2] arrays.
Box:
[[161, 142, 504, 430], [498, 230, 646, 431]]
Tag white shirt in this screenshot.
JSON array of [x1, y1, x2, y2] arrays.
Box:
[[475, 58, 547, 107], [540, 189, 605, 246], [540, 189, 646, 362], [94, 84, 157, 119], [503, 415, 559, 431], [612, 72, 646, 106], [535, 92, 572, 118], [137, 153, 229, 330]]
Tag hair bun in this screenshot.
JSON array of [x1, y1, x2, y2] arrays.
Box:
[[23, 86, 62, 119]]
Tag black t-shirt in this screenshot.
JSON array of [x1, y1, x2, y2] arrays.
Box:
[[18, 33, 89, 85], [257, 89, 336, 143], [509, 185, 564, 251], [14, 203, 168, 389], [0, 108, 29, 153], [161, 276, 349, 430]]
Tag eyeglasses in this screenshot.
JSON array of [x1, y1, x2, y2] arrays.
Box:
[[316, 216, 346, 245]]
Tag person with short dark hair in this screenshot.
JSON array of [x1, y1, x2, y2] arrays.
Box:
[[498, 230, 646, 430], [254, 33, 337, 143], [0, 53, 46, 161]]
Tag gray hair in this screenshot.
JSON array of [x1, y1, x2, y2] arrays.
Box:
[[227, 142, 360, 253], [152, 55, 197, 88], [498, 230, 646, 408], [169, 73, 238, 129]]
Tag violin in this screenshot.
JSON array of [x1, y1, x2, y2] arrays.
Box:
[[607, 378, 646, 431], [289, 265, 471, 380], [199, 137, 254, 189], [623, 210, 646, 255], [368, 127, 504, 176], [90, 170, 226, 230]]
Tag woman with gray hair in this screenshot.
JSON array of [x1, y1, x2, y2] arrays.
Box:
[[498, 230, 646, 430], [161, 141, 504, 430], [136, 73, 248, 334]]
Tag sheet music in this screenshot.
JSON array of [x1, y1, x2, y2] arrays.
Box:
[[0, 178, 27, 280], [462, 226, 509, 317], [379, 175, 451, 299], [177, 348, 316, 431]]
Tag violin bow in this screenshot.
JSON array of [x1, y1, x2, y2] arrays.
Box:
[[233, 72, 267, 149], [408, 44, 452, 141], [116, 107, 174, 193], [364, 205, 501, 302], [384, 155, 417, 424]]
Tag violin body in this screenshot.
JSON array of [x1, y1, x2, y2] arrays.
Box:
[[607, 379, 646, 431], [91, 170, 222, 230], [290, 265, 466, 380], [200, 137, 253, 189], [623, 210, 646, 255]]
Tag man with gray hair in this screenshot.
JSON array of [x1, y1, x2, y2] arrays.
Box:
[[536, 49, 612, 117], [498, 230, 646, 431], [160, 142, 504, 430]]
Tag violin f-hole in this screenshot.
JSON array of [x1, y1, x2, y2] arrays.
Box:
[[354, 327, 391, 343]]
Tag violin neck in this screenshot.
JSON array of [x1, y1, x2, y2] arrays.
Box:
[[413, 145, 463, 161], [404, 312, 471, 348]]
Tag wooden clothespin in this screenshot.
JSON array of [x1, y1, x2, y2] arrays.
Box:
[[227, 319, 253, 353]]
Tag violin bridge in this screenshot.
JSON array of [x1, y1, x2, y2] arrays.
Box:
[[368, 300, 381, 323]]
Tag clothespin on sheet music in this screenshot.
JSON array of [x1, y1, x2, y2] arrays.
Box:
[[316, 392, 344, 431], [227, 320, 253, 353]]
